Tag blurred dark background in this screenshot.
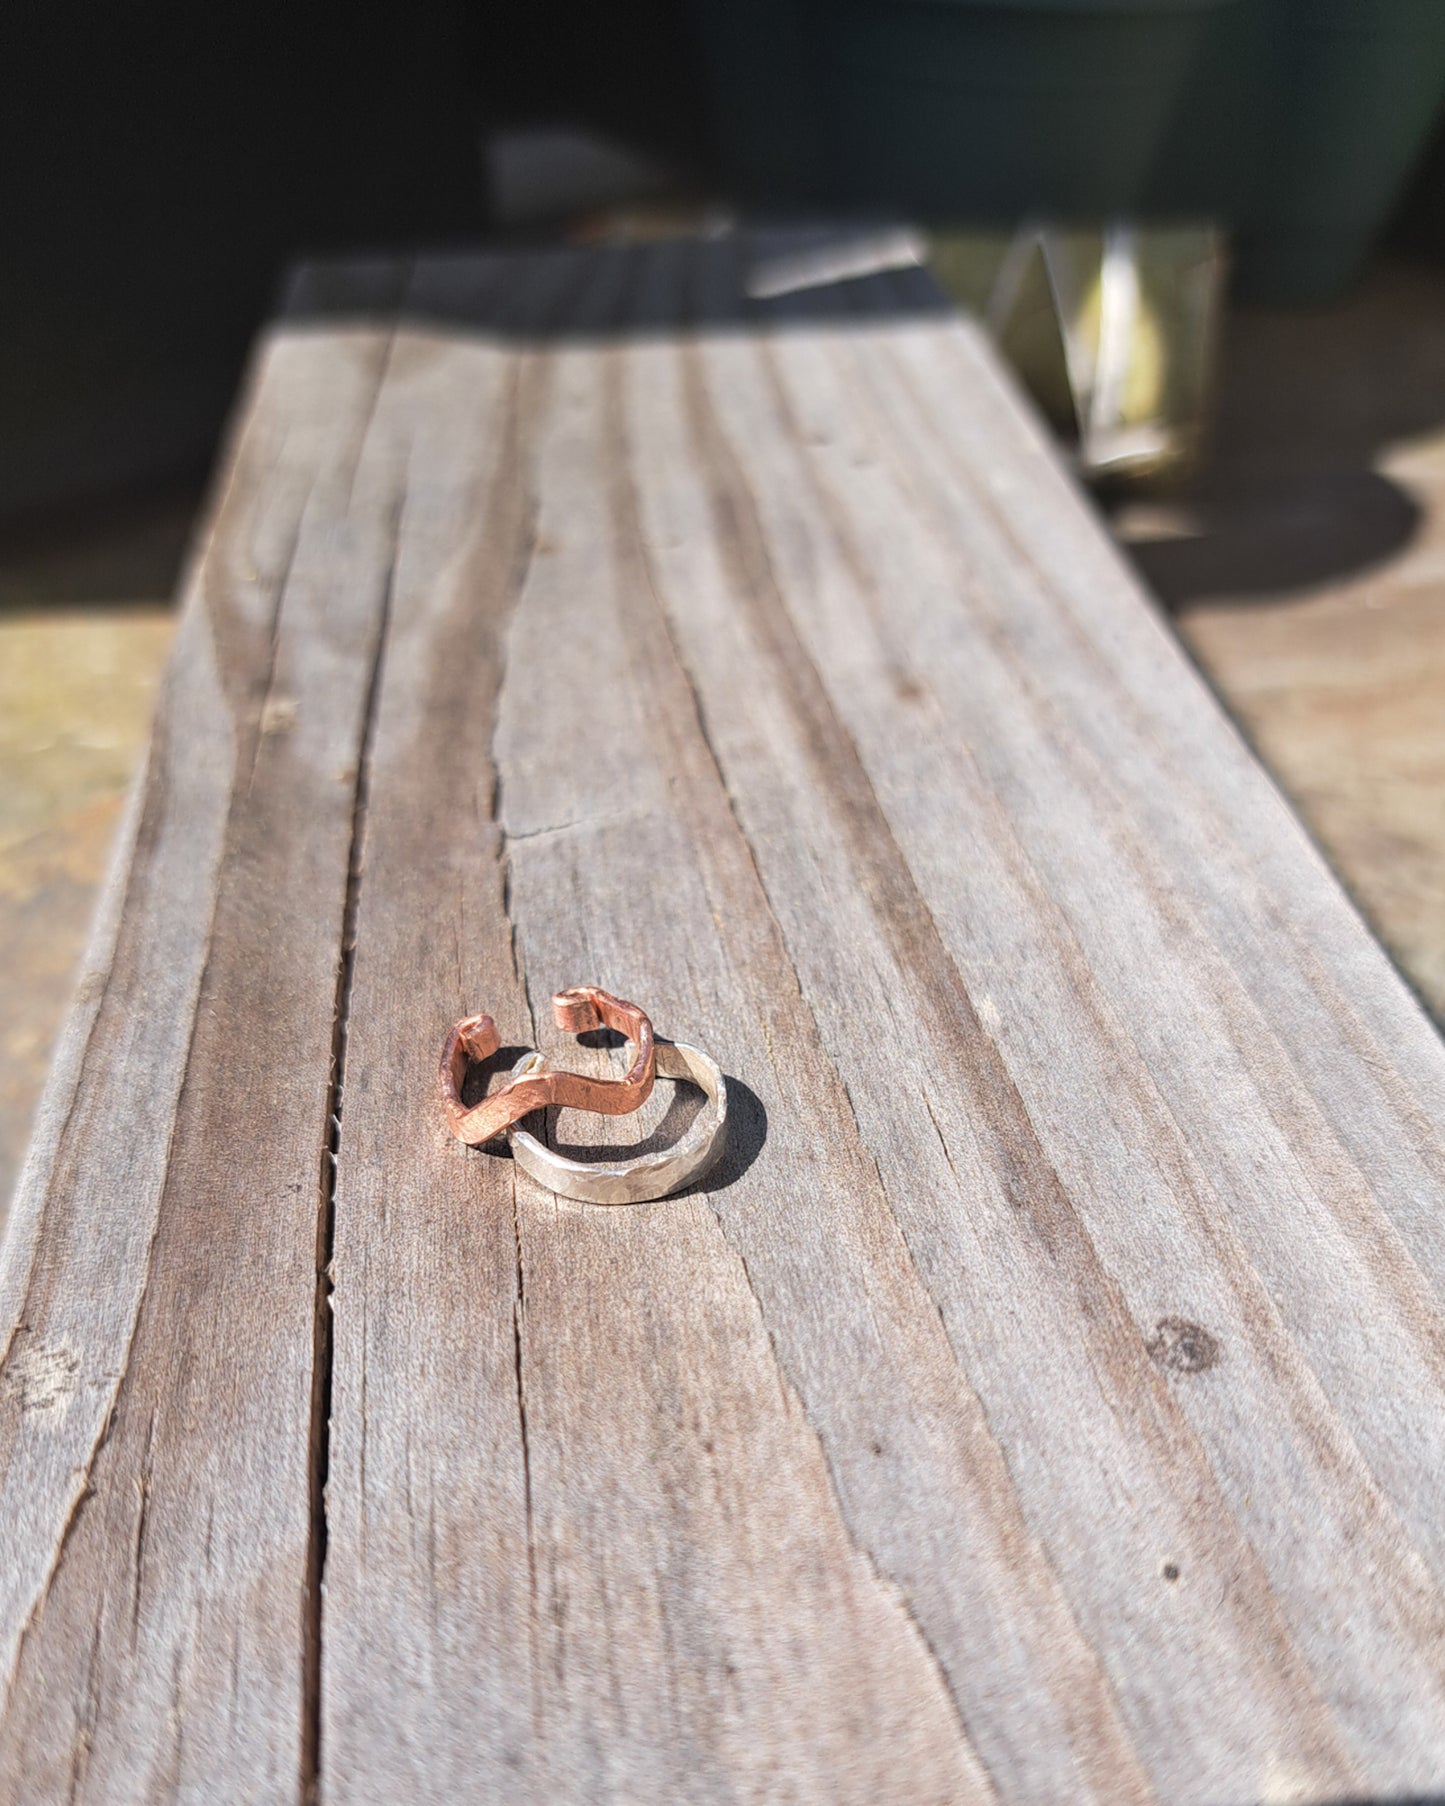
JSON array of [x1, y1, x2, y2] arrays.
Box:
[[5, 0, 1445, 524], [0, 0, 707, 521]]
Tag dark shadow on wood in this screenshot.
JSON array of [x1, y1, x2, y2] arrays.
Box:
[[688, 1074, 766, 1197], [1110, 262, 1445, 608], [1126, 469, 1421, 608], [1312, 1796, 1445, 1806], [280, 228, 953, 347]]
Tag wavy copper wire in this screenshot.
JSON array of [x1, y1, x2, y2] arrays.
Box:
[[439, 985, 655, 1146]]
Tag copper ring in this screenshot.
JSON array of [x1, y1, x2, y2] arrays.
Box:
[[439, 986, 655, 1146]]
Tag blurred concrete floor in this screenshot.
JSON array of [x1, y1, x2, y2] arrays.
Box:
[[0, 501, 189, 1217], [2, 258, 1443, 1219], [1115, 258, 1445, 1023]]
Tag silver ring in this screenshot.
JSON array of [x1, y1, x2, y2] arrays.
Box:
[[505, 1041, 728, 1204]]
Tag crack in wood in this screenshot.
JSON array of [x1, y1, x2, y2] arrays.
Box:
[[300, 446, 408, 1804], [129, 1410, 156, 1655]]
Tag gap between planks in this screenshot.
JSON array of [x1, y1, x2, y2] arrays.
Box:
[[301, 367, 408, 1802]]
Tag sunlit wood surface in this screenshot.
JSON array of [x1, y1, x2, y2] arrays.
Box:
[[3, 239, 1445, 1803]]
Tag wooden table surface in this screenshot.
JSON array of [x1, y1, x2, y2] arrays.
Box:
[[4, 237, 1445, 1804]]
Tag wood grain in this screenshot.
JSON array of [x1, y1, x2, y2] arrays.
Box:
[[0, 287, 410, 1798], [5, 236, 1445, 1802]]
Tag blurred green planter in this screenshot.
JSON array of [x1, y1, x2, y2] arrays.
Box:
[[691, 0, 1235, 219], [1243, 0, 1445, 299], [693, 0, 1445, 301], [827, 0, 1228, 219], [1152, 0, 1445, 299]]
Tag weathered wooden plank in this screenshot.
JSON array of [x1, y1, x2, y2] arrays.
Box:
[[318, 238, 1445, 1802], [679, 251, 1445, 1791], [321, 251, 998, 1804], [666, 249, 1445, 1777], [8, 235, 1445, 1805], [0, 291, 409, 1797]]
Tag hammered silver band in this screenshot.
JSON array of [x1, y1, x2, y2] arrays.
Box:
[[505, 1040, 728, 1205]]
